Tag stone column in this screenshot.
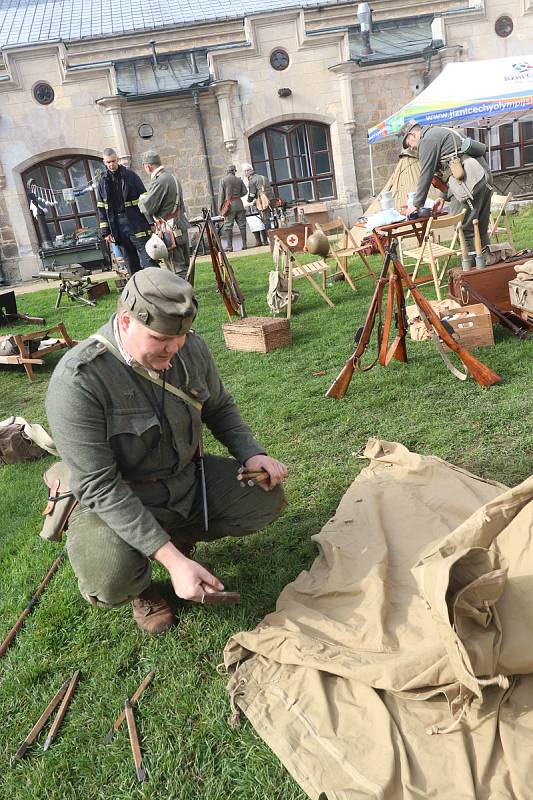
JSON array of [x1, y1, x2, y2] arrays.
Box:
[[95, 96, 131, 166], [213, 81, 239, 153]]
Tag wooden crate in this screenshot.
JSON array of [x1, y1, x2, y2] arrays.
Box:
[[86, 281, 110, 301], [440, 303, 494, 349], [222, 316, 291, 353]]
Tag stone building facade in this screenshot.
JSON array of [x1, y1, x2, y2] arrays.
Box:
[[0, 0, 532, 283]]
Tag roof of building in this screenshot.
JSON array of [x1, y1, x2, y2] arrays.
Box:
[[0, 0, 353, 48], [348, 18, 435, 63], [115, 50, 210, 96]]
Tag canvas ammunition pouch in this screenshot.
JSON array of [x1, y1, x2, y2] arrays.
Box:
[[40, 461, 78, 542], [441, 128, 490, 204], [0, 416, 57, 465]]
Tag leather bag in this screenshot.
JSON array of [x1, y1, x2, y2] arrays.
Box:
[[40, 461, 78, 542]]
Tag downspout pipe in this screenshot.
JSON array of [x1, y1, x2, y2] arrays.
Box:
[[191, 88, 216, 214]]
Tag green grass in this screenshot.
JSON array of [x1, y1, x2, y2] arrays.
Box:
[[1, 210, 533, 798]]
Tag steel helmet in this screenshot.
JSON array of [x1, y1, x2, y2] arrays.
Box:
[[145, 233, 168, 261], [306, 230, 330, 258]]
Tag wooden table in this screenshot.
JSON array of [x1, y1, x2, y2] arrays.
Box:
[[371, 214, 438, 257]]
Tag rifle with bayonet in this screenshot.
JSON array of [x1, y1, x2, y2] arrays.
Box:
[[326, 242, 406, 399]]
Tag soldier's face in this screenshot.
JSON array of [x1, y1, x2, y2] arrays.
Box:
[[119, 312, 187, 371]]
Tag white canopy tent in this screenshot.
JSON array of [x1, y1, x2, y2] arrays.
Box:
[[366, 55, 533, 194]]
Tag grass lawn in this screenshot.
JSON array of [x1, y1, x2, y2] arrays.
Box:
[[1, 210, 532, 798]]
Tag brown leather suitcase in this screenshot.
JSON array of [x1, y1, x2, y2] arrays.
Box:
[[448, 260, 527, 320]]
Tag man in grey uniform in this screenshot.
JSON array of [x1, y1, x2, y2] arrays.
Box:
[[138, 150, 191, 279], [46, 269, 287, 634], [243, 163, 276, 246], [218, 165, 247, 252], [403, 121, 493, 256]]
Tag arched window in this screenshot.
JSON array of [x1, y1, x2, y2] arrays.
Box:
[[249, 121, 336, 203], [22, 155, 104, 244]]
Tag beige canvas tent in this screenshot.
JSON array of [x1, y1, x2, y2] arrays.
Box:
[[350, 151, 439, 245], [225, 440, 533, 799]]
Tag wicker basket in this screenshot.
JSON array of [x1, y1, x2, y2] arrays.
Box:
[[222, 316, 291, 353]]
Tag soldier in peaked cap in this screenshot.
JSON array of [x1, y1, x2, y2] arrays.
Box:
[[401, 120, 493, 257], [218, 165, 248, 252], [138, 150, 191, 280], [46, 269, 287, 634]]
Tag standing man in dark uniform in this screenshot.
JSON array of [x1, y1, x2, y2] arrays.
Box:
[[402, 121, 494, 258], [243, 163, 276, 246], [138, 150, 191, 280], [96, 148, 157, 275], [218, 165, 247, 252]]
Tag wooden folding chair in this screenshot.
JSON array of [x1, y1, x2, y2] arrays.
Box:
[[401, 209, 466, 300], [488, 192, 516, 253], [274, 236, 333, 319], [315, 218, 376, 290], [0, 323, 77, 380]]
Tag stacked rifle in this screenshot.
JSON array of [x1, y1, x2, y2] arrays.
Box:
[[326, 239, 502, 398]]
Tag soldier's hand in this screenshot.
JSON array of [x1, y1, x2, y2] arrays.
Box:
[[243, 454, 288, 491], [105, 234, 114, 244], [152, 541, 224, 602]]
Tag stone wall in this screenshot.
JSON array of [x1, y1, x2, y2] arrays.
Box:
[[0, 192, 19, 284], [122, 92, 228, 217]]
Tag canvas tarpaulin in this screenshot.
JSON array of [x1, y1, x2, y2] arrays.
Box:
[[225, 440, 533, 799]]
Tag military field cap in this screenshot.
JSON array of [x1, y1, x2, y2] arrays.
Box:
[[121, 268, 198, 336], [227, 164, 237, 173], [141, 149, 162, 166], [398, 119, 420, 148]]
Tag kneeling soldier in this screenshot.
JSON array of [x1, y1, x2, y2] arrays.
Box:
[[46, 269, 287, 634]]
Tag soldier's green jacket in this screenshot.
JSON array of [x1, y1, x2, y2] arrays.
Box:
[[138, 167, 189, 234], [247, 172, 275, 202], [45, 319, 265, 557], [413, 126, 491, 209]]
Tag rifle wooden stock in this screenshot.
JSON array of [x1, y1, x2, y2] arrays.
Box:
[[326, 249, 393, 398], [325, 358, 355, 399], [392, 254, 501, 387]]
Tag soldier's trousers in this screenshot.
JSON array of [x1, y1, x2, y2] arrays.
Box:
[[66, 455, 287, 608], [450, 182, 492, 251]]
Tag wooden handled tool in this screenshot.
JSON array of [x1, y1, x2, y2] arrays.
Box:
[[43, 669, 79, 751], [125, 700, 146, 782], [472, 219, 486, 268], [14, 680, 69, 758], [103, 670, 155, 745], [457, 223, 469, 261], [236, 468, 270, 487], [473, 218, 482, 256], [201, 590, 241, 605]]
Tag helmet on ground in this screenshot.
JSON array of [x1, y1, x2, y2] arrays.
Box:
[[145, 233, 168, 261], [306, 230, 330, 258]]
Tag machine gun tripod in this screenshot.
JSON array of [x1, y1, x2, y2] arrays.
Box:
[[36, 270, 97, 308]]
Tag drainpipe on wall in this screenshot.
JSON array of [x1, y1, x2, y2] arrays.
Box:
[[191, 88, 216, 214]]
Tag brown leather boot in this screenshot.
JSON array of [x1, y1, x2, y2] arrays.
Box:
[[132, 583, 175, 634]]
